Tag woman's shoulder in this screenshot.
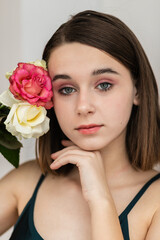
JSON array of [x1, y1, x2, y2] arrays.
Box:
[[0, 160, 44, 233], [144, 169, 160, 191], [142, 170, 160, 238], [14, 159, 42, 178], [147, 170, 160, 202], [0, 160, 42, 198], [3, 159, 41, 179], [136, 169, 160, 217], [136, 169, 160, 198]]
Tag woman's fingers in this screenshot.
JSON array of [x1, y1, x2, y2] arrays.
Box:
[[51, 145, 77, 159], [50, 140, 76, 161], [50, 148, 94, 167], [51, 144, 93, 160], [51, 153, 84, 169]]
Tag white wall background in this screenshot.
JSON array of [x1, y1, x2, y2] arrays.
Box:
[[0, 0, 160, 239]]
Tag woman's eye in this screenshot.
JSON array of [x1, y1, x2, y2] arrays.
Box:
[[97, 82, 112, 91], [59, 87, 75, 95]]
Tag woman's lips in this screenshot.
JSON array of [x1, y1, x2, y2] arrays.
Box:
[[76, 124, 103, 135]]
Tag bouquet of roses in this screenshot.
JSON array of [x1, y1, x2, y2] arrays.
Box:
[[0, 60, 53, 167]]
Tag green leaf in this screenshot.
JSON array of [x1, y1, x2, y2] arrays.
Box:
[[0, 103, 21, 167], [0, 103, 10, 118], [0, 123, 22, 149], [0, 143, 20, 168]]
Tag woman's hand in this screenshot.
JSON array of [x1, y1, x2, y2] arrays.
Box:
[[50, 140, 110, 207], [50, 140, 124, 240]]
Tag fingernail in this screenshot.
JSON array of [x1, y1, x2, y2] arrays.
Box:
[[51, 153, 56, 158], [50, 161, 58, 169]]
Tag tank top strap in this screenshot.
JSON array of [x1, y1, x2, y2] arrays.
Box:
[[32, 174, 45, 200], [119, 173, 160, 220]]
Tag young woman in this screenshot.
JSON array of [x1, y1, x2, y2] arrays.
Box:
[[0, 10, 160, 240]]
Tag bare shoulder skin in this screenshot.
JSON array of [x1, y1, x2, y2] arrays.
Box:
[[33, 168, 160, 240], [0, 160, 42, 235], [0, 160, 160, 239]]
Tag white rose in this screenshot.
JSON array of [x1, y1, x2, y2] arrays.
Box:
[[4, 102, 50, 139]]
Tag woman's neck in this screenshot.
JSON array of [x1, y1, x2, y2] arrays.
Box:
[[67, 137, 134, 186], [100, 141, 131, 178]]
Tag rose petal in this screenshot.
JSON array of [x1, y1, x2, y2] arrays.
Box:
[[43, 76, 52, 90], [9, 81, 20, 94], [14, 117, 32, 134], [26, 97, 40, 104], [23, 80, 42, 95], [4, 104, 18, 124], [6, 71, 13, 79], [29, 116, 50, 138], [14, 69, 29, 84], [20, 88, 36, 99], [26, 106, 46, 126], [33, 67, 45, 76], [44, 100, 53, 109], [0, 90, 21, 107], [19, 63, 35, 72], [39, 87, 51, 99], [16, 104, 30, 123]]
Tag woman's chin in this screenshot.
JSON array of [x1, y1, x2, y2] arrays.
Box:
[[67, 135, 108, 151], [76, 142, 105, 151]]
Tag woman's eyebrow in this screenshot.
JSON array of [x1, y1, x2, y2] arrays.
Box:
[[52, 67, 119, 81], [92, 68, 120, 76], [52, 74, 71, 81]]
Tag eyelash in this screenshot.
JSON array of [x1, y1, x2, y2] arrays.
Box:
[[58, 82, 113, 96]]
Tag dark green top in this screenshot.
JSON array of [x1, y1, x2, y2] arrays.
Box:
[[9, 173, 160, 240]]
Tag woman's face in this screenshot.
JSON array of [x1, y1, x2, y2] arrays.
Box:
[[48, 43, 138, 151]]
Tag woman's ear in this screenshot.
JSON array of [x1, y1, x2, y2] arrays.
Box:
[[133, 87, 139, 105]]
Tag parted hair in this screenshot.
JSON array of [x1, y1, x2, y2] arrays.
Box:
[[37, 10, 160, 175]]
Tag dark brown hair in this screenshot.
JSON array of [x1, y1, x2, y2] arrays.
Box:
[[37, 10, 160, 175]]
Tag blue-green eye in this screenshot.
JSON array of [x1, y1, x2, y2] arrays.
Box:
[[97, 82, 112, 91], [59, 87, 75, 95]]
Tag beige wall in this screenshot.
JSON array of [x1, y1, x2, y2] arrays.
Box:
[[0, 0, 22, 90]]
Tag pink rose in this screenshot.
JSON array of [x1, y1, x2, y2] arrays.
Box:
[[9, 62, 53, 109]]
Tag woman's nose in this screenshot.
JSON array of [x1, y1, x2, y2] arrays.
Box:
[[76, 92, 95, 116]]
